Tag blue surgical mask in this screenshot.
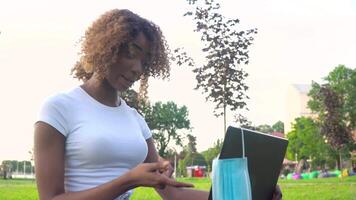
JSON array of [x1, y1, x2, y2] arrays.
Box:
[[212, 129, 252, 200]]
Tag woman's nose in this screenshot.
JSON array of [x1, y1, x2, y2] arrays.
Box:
[[130, 60, 143, 80]]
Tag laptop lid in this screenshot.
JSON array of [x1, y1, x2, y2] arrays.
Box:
[[208, 126, 288, 200]]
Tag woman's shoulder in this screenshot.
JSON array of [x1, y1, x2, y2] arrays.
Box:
[[41, 86, 81, 108], [123, 102, 143, 118]]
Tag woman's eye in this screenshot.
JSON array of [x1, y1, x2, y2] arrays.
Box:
[[126, 46, 136, 57], [141, 62, 148, 70]]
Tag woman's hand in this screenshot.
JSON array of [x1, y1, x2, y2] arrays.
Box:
[[127, 161, 193, 189], [272, 185, 282, 200], [158, 156, 174, 178]]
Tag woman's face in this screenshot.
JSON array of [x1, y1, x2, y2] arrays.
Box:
[[105, 32, 150, 92]]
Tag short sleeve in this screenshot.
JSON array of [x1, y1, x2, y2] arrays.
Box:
[[133, 109, 152, 140], [36, 94, 68, 137]]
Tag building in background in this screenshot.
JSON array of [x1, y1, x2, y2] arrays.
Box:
[[186, 165, 207, 178], [271, 131, 285, 138], [285, 84, 313, 134]]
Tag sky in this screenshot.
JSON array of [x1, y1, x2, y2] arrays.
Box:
[[0, 0, 355, 161]]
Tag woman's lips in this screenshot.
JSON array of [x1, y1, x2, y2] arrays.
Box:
[[122, 75, 134, 83], [120, 75, 134, 87]]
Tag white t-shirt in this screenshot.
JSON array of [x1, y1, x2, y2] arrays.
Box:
[[37, 86, 152, 200]]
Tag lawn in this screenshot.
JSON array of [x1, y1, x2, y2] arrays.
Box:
[[0, 176, 355, 200]]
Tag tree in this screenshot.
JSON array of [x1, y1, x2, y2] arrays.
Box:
[[186, 134, 197, 153], [310, 85, 352, 169], [309, 65, 356, 130], [122, 88, 193, 158], [256, 124, 273, 134], [286, 117, 329, 169], [240, 122, 274, 134], [179, 151, 207, 177], [183, 152, 207, 166], [201, 139, 223, 172], [177, 159, 187, 177], [29, 148, 34, 175], [240, 120, 259, 131], [1, 161, 9, 179], [121, 76, 151, 114], [308, 65, 356, 169], [272, 121, 284, 133], [143, 101, 191, 157], [121, 88, 149, 115], [182, 0, 257, 135], [324, 65, 356, 128]]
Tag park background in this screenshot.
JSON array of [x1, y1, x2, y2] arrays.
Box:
[[0, 0, 355, 199]]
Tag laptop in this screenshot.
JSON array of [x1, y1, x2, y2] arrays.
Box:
[[208, 126, 288, 200]]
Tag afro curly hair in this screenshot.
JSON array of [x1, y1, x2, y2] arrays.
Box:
[[71, 9, 170, 82]]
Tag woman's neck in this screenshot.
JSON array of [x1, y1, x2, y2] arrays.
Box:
[[81, 75, 120, 107]]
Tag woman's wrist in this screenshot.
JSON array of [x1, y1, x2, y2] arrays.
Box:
[[119, 170, 139, 190]]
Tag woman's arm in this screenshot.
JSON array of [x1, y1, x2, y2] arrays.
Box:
[[145, 138, 210, 200], [34, 122, 191, 200], [34, 122, 134, 200]]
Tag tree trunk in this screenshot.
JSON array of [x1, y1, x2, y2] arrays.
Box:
[[337, 151, 342, 170], [223, 64, 227, 136], [224, 104, 226, 135], [3, 170, 7, 180], [309, 156, 312, 171]]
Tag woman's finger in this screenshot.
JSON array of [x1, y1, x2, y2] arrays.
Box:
[[164, 178, 194, 188], [158, 160, 170, 172], [143, 161, 169, 172], [163, 164, 174, 177], [142, 162, 161, 172]]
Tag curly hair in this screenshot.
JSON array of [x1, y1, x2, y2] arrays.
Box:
[[71, 9, 170, 81]]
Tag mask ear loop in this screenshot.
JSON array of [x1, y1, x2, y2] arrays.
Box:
[[241, 128, 245, 158]]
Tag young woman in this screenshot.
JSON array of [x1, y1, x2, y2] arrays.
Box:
[[34, 9, 209, 200], [34, 9, 281, 200]]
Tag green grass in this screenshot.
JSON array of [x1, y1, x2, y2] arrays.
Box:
[[0, 179, 37, 200], [0, 176, 355, 200], [278, 177, 356, 200]]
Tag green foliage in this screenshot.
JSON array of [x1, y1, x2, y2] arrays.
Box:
[[122, 89, 193, 158], [308, 65, 355, 151], [325, 65, 356, 128], [143, 101, 191, 157], [186, 134, 197, 153], [201, 139, 223, 172], [177, 148, 208, 177], [121, 88, 150, 115], [308, 65, 356, 129], [286, 117, 329, 167], [256, 124, 273, 134], [177, 159, 187, 177], [241, 122, 280, 134], [182, 152, 207, 167], [121, 89, 140, 111], [272, 121, 285, 133]]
